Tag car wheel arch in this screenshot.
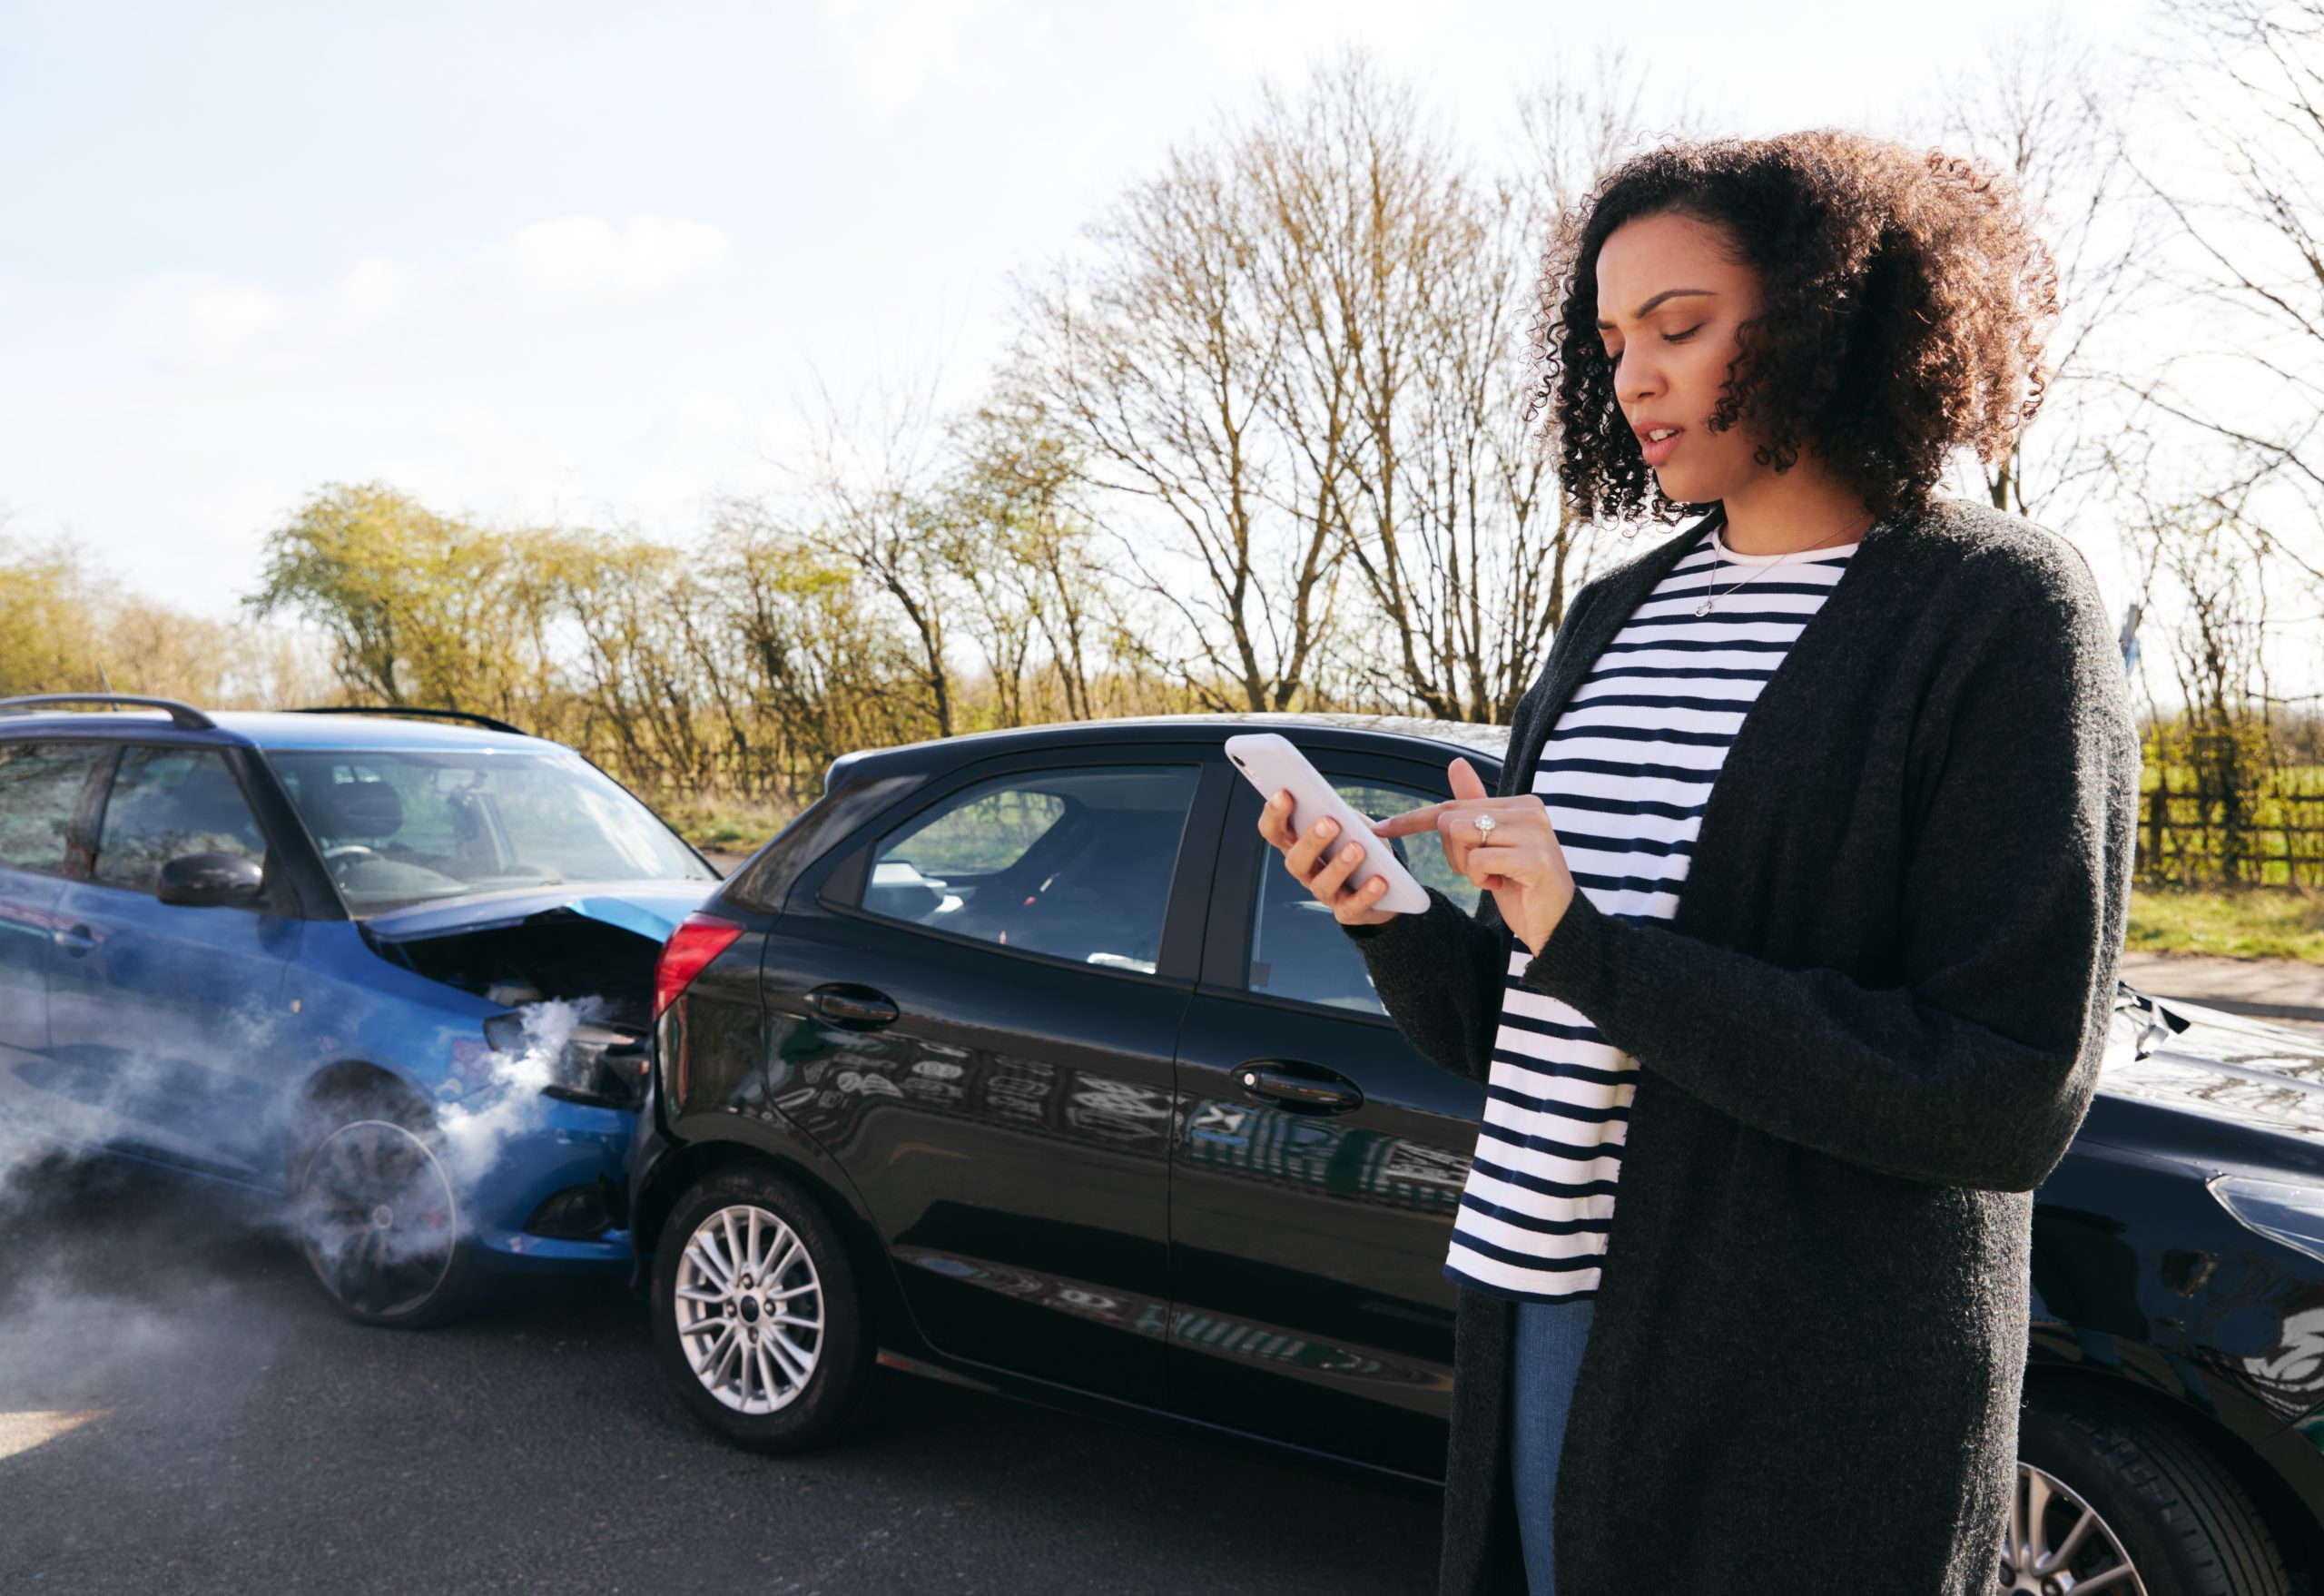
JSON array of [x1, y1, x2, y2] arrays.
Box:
[[285, 1060, 434, 1177], [637, 1136, 907, 1351], [2020, 1365, 2318, 1580]]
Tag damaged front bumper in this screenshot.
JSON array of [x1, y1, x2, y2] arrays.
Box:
[[351, 880, 714, 1274], [459, 1091, 637, 1274]]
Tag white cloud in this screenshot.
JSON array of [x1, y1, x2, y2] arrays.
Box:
[[815, 0, 1003, 113], [113, 214, 734, 374]]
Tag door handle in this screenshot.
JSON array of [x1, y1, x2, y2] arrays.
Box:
[[809, 985, 900, 1029], [53, 923, 94, 957], [1236, 1063, 1363, 1113]]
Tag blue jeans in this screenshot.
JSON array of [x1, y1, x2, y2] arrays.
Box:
[[1509, 1295, 1596, 1596]]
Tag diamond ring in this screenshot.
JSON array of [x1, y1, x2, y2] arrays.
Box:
[[1473, 814, 1496, 838]]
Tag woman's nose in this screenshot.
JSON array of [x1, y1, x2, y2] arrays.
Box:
[[1617, 347, 1660, 406]]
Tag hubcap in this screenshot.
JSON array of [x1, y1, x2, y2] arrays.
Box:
[[2000, 1463, 2145, 1594], [675, 1204, 824, 1414], [295, 1120, 458, 1318]]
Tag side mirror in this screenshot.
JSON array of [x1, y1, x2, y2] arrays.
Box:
[[156, 852, 266, 909]]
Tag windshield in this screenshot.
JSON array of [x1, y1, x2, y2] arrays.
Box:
[[267, 748, 715, 914]]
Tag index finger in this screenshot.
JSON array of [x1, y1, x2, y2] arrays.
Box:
[[1371, 802, 1449, 839]]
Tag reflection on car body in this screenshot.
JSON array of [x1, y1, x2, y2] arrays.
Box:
[[629, 711, 2324, 1591]]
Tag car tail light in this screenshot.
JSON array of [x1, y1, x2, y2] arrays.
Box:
[[655, 911, 745, 1020]]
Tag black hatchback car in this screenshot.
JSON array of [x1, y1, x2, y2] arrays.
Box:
[[632, 713, 2324, 1594]]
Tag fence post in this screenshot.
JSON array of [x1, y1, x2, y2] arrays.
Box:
[[2147, 764, 2169, 886]]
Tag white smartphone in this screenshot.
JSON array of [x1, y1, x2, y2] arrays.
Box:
[[1225, 732, 1432, 915]]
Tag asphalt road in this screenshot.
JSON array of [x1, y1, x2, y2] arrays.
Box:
[[0, 1161, 1439, 1595]]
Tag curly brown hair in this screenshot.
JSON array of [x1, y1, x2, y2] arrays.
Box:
[[1529, 130, 2061, 525]]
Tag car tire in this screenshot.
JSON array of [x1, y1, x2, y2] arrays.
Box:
[[288, 1096, 480, 1331], [2012, 1386, 2290, 1596], [651, 1166, 873, 1453]]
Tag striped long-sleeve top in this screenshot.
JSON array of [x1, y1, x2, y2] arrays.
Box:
[[1443, 525, 1865, 1302]]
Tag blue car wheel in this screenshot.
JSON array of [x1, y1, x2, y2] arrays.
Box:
[[292, 1115, 479, 1328]]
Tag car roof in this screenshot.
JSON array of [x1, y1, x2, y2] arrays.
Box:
[[839, 710, 1512, 774], [1, 705, 1509, 766], [0, 707, 565, 754]]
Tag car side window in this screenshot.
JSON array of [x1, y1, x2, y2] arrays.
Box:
[[860, 765, 1199, 974], [0, 742, 106, 877], [93, 746, 268, 893], [1248, 776, 1482, 1015]]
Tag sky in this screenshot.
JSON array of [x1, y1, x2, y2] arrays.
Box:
[[1, 0, 2153, 625]]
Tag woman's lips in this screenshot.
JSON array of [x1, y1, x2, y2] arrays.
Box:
[[1640, 429, 1683, 467]]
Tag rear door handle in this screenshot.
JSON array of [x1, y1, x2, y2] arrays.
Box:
[[1236, 1063, 1363, 1113], [809, 985, 900, 1029], [53, 924, 94, 957]]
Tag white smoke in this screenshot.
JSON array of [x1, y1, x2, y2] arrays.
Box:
[[0, 991, 290, 1223], [435, 995, 607, 1192], [1, 993, 625, 1268]]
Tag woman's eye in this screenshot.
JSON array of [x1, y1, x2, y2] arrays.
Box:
[[1662, 324, 1705, 343]]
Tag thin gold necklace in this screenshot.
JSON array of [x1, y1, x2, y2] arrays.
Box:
[[1694, 514, 1874, 617]]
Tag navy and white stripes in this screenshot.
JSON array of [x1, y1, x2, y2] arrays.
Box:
[[1443, 527, 1862, 1302]]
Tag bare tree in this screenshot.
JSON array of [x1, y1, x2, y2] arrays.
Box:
[[1314, 56, 1662, 722], [2116, 461, 2280, 883], [941, 399, 1125, 724], [1013, 107, 1332, 714], [704, 501, 919, 797], [1935, 18, 2145, 523], [1016, 54, 1669, 724], [1242, 61, 1493, 718], [2110, 4, 2324, 538], [792, 373, 961, 738]]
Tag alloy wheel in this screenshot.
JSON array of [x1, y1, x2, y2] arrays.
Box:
[[2000, 1461, 2146, 1595], [295, 1119, 459, 1319], [675, 1203, 825, 1414]]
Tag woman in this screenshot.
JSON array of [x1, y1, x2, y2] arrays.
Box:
[[1259, 132, 2139, 1595]]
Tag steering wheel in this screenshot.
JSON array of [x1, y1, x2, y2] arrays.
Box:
[[323, 843, 378, 876]]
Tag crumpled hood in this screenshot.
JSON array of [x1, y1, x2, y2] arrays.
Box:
[[2103, 986, 2324, 1143], [359, 881, 714, 947]]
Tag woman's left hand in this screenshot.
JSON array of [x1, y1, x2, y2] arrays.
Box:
[[1371, 757, 1578, 958]]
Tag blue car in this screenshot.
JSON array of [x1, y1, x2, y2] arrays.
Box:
[[0, 694, 719, 1325]]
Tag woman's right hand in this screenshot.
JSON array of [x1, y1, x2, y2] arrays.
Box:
[[1257, 789, 1402, 926]]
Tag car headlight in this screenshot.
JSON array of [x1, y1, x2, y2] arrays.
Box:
[[482, 1012, 649, 1109], [2210, 1173, 2324, 1266]]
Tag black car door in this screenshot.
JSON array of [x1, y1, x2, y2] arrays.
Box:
[[766, 747, 1229, 1407], [1169, 745, 1492, 1478]]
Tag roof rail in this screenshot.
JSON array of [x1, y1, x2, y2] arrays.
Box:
[[0, 693, 216, 730], [290, 705, 530, 738]]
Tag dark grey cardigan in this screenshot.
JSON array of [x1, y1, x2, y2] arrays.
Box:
[[1343, 496, 2140, 1596]]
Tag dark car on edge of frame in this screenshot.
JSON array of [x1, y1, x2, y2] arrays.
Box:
[[630, 712, 2324, 1596]]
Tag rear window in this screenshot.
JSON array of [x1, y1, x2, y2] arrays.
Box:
[[859, 765, 1198, 972], [0, 742, 105, 876]]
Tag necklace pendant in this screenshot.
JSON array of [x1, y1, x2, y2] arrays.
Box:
[[1694, 598, 1713, 616]]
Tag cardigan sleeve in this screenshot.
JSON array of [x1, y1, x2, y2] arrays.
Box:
[[1514, 565, 2139, 1193], [1334, 581, 1605, 1084], [1336, 885, 1512, 1084]]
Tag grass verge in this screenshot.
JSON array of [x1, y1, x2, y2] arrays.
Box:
[[2127, 885, 2324, 962], [660, 796, 807, 858]]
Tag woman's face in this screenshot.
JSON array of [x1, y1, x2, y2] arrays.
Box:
[[1592, 211, 1768, 505]]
